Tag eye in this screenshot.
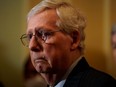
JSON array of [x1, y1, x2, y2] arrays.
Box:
[[42, 31, 53, 40], [36, 30, 54, 41], [36, 30, 43, 38], [43, 31, 53, 36]]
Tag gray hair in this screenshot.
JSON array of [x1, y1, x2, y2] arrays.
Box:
[[27, 0, 86, 54]]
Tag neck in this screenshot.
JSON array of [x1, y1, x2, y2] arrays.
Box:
[[41, 70, 66, 86], [41, 73, 55, 86]]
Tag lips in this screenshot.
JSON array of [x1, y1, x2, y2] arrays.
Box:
[[34, 57, 47, 63]]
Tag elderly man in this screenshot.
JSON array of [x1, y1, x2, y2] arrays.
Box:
[[20, 0, 116, 87]]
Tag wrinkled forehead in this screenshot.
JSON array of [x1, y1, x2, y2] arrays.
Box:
[[28, 8, 59, 22], [27, 9, 59, 33]]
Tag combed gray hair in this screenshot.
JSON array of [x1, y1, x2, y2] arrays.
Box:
[[27, 0, 86, 54]]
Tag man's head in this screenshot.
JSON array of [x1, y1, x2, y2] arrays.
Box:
[[27, 0, 86, 53], [21, 0, 86, 83], [111, 24, 116, 61]]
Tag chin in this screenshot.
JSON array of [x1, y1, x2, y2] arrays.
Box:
[[35, 64, 52, 74]]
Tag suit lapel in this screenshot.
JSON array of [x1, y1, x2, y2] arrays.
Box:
[[63, 57, 90, 87]]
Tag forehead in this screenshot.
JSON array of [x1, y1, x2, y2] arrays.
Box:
[[27, 9, 59, 32]]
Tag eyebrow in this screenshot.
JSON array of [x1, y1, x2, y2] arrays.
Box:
[[27, 27, 55, 33], [35, 27, 53, 31]]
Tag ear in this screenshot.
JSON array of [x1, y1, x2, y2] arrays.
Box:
[[70, 31, 80, 50]]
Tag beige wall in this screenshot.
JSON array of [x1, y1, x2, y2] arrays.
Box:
[[0, 0, 28, 87]]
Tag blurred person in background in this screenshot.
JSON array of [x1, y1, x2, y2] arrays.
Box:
[[23, 55, 47, 87], [20, 0, 116, 87], [111, 24, 116, 62]]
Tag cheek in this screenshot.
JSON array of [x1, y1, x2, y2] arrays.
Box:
[[43, 38, 71, 65], [29, 51, 36, 67], [43, 44, 57, 62], [43, 39, 70, 58], [44, 34, 71, 56]]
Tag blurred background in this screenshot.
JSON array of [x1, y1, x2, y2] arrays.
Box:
[[0, 0, 116, 87]]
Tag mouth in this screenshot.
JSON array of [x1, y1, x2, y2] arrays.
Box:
[[34, 57, 47, 63]]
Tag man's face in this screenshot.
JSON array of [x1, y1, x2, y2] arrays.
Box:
[[112, 34, 116, 62], [27, 9, 73, 74]]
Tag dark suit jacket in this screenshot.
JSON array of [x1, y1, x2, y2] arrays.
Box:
[[63, 57, 116, 87]]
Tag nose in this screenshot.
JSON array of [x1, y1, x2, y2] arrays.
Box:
[[29, 36, 42, 52]]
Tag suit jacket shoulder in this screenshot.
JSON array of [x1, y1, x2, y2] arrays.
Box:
[[63, 57, 116, 87]]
